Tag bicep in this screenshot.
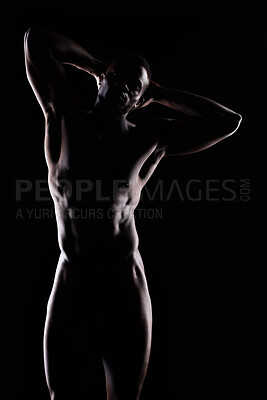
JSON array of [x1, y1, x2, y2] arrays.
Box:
[[151, 116, 234, 156], [24, 28, 78, 115]]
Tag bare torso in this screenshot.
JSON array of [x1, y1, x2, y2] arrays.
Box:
[[24, 26, 241, 398], [42, 107, 159, 398], [47, 108, 162, 267]]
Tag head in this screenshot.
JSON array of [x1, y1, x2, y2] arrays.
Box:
[[97, 52, 151, 117]]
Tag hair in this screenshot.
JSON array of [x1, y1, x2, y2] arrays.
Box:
[[111, 52, 152, 81]]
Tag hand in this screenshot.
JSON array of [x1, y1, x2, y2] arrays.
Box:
[[137, 80, 161, 109]]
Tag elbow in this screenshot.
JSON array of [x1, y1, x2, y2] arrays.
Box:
[[24, 25, 40, 37], [24, 26, 37, 54], [24, 26, 48, 60], [220, 112, 242, 139], [24, 26, 37, 45], [212, 112, 242, 143], [24, 27, 31, 49], [228, 112, 242, 135], [24, 27, 32, 61], [232, 112, 242, 128]]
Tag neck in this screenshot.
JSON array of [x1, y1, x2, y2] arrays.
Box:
[[91, 100, 130, 134]]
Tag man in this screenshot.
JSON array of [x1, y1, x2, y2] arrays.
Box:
[[24, 26, 241, 400]]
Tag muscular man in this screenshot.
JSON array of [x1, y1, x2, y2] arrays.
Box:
[[24, 26, 241, 400]]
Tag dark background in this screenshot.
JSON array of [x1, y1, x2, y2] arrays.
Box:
[[3, 3, 260, 399]]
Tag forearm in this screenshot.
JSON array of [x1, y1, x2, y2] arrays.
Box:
[[26, 26, 105, 77]]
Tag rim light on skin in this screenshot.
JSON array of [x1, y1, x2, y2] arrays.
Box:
[[96, 62, 150, 117]]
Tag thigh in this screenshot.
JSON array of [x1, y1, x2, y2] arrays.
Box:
[[43, 258, 100, 399], [100, 250, 153, 400]]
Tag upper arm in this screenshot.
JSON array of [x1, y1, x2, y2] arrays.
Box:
[[24, 27, 78, 116], [145, 114, 241, 156]]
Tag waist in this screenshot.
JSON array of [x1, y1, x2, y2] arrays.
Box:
[[52, 249, 146, 308], [56, 210, 139, 263]]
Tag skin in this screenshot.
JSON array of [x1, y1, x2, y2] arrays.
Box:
[[24, 26, 242, 400]]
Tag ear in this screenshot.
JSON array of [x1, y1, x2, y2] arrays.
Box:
[[97, 73, 105, 90], [133, 96, 145, 110], [99, 73, 105, 84]]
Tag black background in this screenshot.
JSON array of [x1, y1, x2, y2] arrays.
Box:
[[3, 3, 260, 399]]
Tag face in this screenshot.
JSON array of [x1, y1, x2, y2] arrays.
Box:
[[97, 61, 150, 116]]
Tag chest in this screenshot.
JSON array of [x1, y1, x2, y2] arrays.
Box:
[[60, 114, 158, 184]]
